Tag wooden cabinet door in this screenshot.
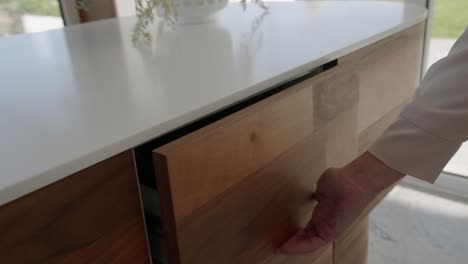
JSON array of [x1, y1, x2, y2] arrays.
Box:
[[0, 151, 150, 264], [152, 70, 347, 264], [335, 216, 370, 264]]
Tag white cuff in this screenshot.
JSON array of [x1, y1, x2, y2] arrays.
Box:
[[369, 117, 461, 183]]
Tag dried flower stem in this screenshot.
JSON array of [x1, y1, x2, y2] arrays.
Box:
[[132, 0, 267, 44]]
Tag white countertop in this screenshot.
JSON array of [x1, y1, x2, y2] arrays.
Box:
[[0, 1, 427, 206]]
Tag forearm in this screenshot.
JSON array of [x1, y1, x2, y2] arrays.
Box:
[[369, 28, 468, 183]]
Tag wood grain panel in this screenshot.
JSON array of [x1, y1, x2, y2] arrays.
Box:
[[313, 68, 360, 168], [341, 23, 425, 133], [263, 245, 333, 264], [155, 81, 315, 222], [332, 181, 396, 264], [358, 102, 407, 154], [155, 131, 331, 264], [178, 133, 325, 263], [334, 216, 369, 264], [0, 151, 150, 264], [313, 70, 359, 129]]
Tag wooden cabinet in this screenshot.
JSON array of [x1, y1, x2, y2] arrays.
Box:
[[0, 151, 150, 264], [335, 217, 370, 264], [153, 70, 332, 264], [149, 23, 425, 264], [0, 23, 425, 264]]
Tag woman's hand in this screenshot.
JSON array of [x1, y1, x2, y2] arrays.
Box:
[[276, 152, 404, 254]]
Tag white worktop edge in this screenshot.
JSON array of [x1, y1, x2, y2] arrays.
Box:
[[0, 2, 427, 206]]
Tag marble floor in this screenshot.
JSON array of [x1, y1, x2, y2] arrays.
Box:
[[368, 179, 468, 264], [445, 142, 468, 177]]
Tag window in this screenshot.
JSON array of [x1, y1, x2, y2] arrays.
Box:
[[0, 0, 64, 36]]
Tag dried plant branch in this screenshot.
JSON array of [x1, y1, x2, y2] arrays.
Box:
[[132, 0, 178, 44], [241, 0, 268, 11]]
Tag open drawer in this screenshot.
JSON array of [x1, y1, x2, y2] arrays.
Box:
[[150, 65, 359, 264]]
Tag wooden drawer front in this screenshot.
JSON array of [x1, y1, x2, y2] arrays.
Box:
[[334, 216, 370, 264], [152, 65, 360, 264], [265, 246, 333, 264], [0, 151, 150, 264], [155, 82, 315, 223]]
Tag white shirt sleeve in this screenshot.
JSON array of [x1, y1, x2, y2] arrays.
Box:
[[369, 28, 468, 183]]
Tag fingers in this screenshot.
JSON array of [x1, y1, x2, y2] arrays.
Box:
[[276, 229, 327, 255]]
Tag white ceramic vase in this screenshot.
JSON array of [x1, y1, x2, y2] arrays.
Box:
[[156, 0, 228, 24]]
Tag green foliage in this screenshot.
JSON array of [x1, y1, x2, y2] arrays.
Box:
[[432, 0, 468, 38], [0, 0, 61, 17]]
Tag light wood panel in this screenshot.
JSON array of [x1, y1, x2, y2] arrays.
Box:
[[341, 23, 425, 133], [264, 245, 333, 264], [0, 151, 150, 264], [155, 80, 315, 223], [334, 216, 370, 264], [313, 68, 359, 168], [358, 102, 407, 154]]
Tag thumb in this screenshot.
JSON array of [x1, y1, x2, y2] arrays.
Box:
[[276, 229, 327, 255]]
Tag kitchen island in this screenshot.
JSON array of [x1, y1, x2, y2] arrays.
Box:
[[0, 2, 427, 263]]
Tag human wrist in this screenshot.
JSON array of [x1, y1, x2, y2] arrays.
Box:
[[344, 152, 404, 196]]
